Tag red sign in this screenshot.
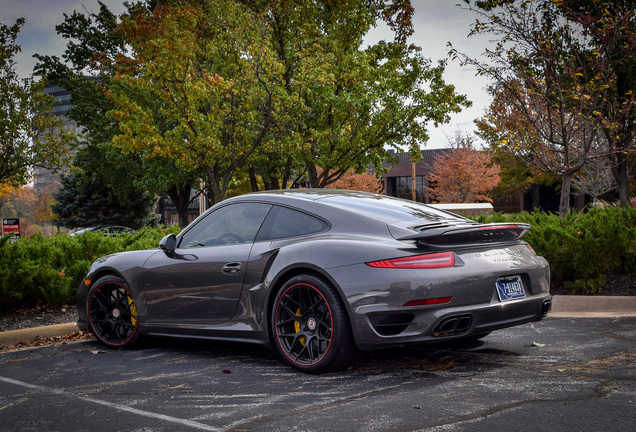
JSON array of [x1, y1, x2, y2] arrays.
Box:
[[2, 218, 20, 239]]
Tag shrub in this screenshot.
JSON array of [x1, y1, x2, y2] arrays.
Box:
[[1, 207, 634, 309], [474, 207, 636, 294], [0, 226, 180, 311]]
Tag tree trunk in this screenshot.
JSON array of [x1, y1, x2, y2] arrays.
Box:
[[264, 179, 280, 190], [248, 166, 259, 193], [205, 167, 225, 207], [166, 184, 193, 228], [611, 154, 629, 207], [559, 173, 572, 217], [306, 163, 319, 188]]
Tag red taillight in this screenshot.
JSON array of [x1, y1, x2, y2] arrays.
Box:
[[403, 296, 452, 307], [366, 252, 455, 269], [525, 244, 537, 255]]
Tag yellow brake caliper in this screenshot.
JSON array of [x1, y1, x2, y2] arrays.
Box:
[[128, 296, 138, 326], [295, 308, 306, 346]]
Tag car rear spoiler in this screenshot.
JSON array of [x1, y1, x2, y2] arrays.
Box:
[[395, 223, 531, 248]]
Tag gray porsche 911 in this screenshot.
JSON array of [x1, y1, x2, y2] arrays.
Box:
[[76, 190, 551, 373]]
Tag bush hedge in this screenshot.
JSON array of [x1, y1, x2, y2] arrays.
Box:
[[0, 207, 634, 311], [0, 226, 180, 312], [474, 207, 636, 294]]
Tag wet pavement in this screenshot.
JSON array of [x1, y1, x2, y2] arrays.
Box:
[[0, 317, 634, 431]]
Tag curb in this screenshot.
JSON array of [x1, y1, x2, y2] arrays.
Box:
[[548, 295, 636, 318], [0, 323, 80, 347], [1, 296, 635, 347]]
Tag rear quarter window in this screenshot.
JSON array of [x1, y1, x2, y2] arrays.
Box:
[[257, 206, 328, 241]]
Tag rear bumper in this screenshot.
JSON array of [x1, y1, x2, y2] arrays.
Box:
[[352, 293, 551, 350], [328, 244, 551, 351]]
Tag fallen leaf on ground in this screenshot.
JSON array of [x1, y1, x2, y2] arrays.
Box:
[[0, 332, 94, 352]]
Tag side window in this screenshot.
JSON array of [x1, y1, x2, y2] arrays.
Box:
[[179, 203, 271, 248], [257, 206, 328, 241]]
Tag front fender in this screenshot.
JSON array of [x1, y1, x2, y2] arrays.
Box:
[[76, 249, 161, 331]]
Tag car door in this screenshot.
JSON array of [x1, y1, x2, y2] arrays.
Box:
[[142, 202, 272, 324]]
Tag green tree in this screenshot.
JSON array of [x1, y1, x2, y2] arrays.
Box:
[[35, 1, 200, 228], [52, 146, 157, 229], [0, 19, 75, 188], [107, 0, 470, 203], [248, 0, 471, 189], [109, 0, 282, 205]]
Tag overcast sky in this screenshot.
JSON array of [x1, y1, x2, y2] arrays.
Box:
[[1, 0, 492, 149]]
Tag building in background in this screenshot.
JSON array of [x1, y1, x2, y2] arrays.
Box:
[[33, 84, 80, 189], [375, 149, 448, 203], [376, 149, 581, 213], [28, 84, 82, 235]]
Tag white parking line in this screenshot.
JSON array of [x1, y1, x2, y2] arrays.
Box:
[[0, 375, 219, 431]]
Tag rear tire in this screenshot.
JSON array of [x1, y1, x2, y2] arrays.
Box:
[[272, 274, 357, 373], [87, 275, 141, 348]]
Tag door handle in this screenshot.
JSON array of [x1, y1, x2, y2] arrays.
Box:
[[222, 262, 242, 274]]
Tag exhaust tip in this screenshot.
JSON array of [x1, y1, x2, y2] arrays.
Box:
[[541, 299, 552, 317], [433, 314, 472, 336]]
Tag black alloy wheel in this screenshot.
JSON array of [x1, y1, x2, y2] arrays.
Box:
[[88, 275, 140, 348], [272, 274, 357, 373]]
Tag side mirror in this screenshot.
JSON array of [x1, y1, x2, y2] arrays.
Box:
[[159, 234, 177, 253]]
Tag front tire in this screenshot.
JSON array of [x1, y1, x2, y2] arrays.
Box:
[[87, 275, 141, 348], [272, 274, 357, 373]]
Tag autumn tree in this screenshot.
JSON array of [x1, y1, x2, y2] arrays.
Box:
[[0, 19, 75, 188], [452, 0, 620, 216], [35, 1, 199, 228], [0, 184, 33, 214], [426, 134, 501, 203], [32, 183, 57, 227], [107, 1, 470, 204], [475, 106, 553, 204], [572, 156, 616, 203], [324, 170, 383, 193], [108, 1, 282, 206], [557, 0, 635, 207]]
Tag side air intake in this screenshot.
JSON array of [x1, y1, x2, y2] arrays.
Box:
[[369, 313, 415, 336]]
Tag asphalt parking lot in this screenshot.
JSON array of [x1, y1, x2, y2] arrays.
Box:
[[0, 317, 634, 432]]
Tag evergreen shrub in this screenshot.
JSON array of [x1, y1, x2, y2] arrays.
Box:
[[475, 207, 636, 294], [1, 207, 634, 309], [0, 226, 180, 311]]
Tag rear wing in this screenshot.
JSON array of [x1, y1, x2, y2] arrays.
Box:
[[395, 223, 531, 248]]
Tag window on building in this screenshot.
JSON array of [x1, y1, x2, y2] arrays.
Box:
[[389, 176, 428, 202]]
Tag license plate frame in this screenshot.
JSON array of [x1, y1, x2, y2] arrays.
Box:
[[496, 276, 526, 302]]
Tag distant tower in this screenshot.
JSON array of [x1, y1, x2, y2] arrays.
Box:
[[31, 83, 81, 235], [32, 83, 80, 193]]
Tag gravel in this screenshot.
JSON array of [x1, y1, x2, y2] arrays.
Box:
[[0, 306, 78, 333]]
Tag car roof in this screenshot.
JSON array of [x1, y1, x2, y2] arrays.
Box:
[[229, 189, 468, 226]]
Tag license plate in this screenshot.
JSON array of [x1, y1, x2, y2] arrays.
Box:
[[496, 276, 526, 302]]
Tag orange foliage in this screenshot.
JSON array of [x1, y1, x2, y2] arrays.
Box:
[[0, 184, 35, 210], [427, 135, 501, 203], [324, 170, 383, 193]]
